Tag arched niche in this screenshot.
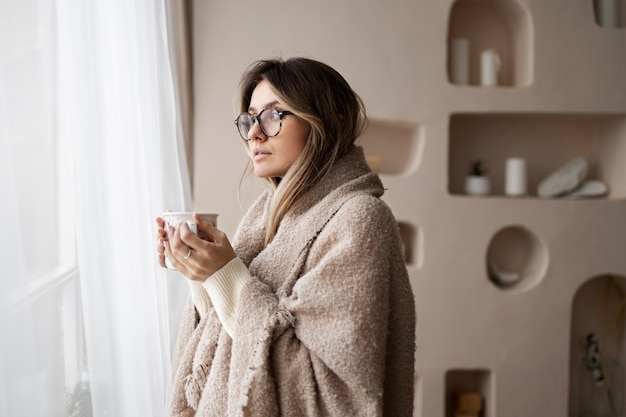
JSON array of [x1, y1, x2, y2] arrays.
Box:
[[568, 274, 626, 416], [447, 0, 534, 87]]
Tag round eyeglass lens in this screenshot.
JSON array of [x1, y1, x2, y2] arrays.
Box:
[[237, 113, 253, 139], [259, 108, 282, 137]]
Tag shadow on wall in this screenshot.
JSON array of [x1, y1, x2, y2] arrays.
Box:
[[569, 274, 626, 417]]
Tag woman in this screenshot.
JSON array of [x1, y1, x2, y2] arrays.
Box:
[[156, 57, 416, 416]]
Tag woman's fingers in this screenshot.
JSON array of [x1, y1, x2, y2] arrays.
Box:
[[163, 240, 179, 270], [179, 222, 203, 248], [166, 224, 185, 258], [155, 217, 167, 268], [165, 223, 198, 270], [163, 235, 189, 273], [193, 213, 219, 242], [163, 219, 236, 281]]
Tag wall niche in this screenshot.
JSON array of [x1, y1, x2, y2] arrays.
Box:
[[486, 225, 547, 291], [569, 274, 626, 416], [447, 0, 533, 87], [357, 118, 422, 177], [448, 113, 626, 199], [445, 369, 493, 417]]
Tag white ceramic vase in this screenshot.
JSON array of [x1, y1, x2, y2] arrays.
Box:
[[505, 157, 527, 197], [465, 176, 491, 196], [451, 38, 470, 85]]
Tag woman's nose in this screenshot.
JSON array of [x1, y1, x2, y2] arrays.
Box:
[[247, 120, 267, 141]]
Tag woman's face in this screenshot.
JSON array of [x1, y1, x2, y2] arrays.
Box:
[[247, 80, 309, 178]]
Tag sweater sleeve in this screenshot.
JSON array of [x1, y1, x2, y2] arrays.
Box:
[[187, 280, 211, 319], [202, 257, 251, 338]]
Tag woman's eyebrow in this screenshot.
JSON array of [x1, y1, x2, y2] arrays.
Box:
[[248, 100, 280, 113]]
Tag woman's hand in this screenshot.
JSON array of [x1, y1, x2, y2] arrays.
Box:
[[155, 216, 167, 268], [163, 212, 237, 282]]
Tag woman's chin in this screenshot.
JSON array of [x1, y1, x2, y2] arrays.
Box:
[[253, 165, 285, 179], [253, 167, 271, 178]]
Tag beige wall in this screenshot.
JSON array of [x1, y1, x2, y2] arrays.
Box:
[[191, 0, 626, 415]]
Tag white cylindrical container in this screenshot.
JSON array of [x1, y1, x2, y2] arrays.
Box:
[[505, 158, 527, 197], [480, 48, 501, 87], [451, 38, 469, 85], [595, 0, 621, 28]]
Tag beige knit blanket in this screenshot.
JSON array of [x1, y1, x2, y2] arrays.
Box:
[[169, 146, 416, 416]]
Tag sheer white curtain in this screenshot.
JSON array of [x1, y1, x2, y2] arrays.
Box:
[[0, 1, 70, 416], [1, 0, 190, 414], [57, 1, 192, 416]]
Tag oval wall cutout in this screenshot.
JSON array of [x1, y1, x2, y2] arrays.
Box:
[[486, 225, 548, 291]]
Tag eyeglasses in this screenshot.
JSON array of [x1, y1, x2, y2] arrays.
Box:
[[234, 108, 294, 141]]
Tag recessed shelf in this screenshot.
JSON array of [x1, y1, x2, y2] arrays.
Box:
[[397, 221, 422, 268], [448, 113, 626, 199], [593, 0, 625, 28], [445, 369, 493, 417], [486, 225, 547, 291], [357, 118, 422, 176], [447, 0, 533, 87], [568, 275, 626, 416]]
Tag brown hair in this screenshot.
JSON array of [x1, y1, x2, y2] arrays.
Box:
[[237, 57, 367, 245]]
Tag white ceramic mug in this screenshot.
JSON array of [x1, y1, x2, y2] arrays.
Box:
[[161, 212, 218, 270]]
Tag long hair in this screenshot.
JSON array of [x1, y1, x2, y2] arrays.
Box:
[[237, 57, 367, 245]]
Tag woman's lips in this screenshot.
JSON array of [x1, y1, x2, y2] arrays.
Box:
[[253, 148, 270, 161]]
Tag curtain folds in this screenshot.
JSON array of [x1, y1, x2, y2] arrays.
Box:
[[168, 0, 194, 189], [57, 1, 192, 415]]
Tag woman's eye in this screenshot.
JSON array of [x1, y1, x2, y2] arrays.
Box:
[[269, 111, 281, 121]]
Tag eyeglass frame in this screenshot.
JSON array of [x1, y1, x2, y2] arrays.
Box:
[[234, 107, 295, 141]]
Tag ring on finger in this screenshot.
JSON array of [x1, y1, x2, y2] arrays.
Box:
[[184, 248, 192, 259]]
